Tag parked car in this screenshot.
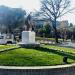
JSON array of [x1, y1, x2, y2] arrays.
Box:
[[0, 33, 15, 44]]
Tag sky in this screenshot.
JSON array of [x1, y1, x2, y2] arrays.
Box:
[[0, 0, 75, 24], [60, 0, 75, 24], [0, 0, 41, 12]]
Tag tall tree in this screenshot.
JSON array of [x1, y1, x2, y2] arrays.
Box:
[[43, 22, 52, 37], [0, 6, 26, 33], [40, 0, 74, 43], [6, 8, 26, 33]]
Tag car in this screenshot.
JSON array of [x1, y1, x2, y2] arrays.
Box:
[[0, 33, 15, 44]]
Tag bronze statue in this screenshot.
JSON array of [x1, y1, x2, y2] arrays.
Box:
[[25, 14, 32, 31]]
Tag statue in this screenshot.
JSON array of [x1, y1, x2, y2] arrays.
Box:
[[20, 13, 39, 46], [25, 13, 32, 31]]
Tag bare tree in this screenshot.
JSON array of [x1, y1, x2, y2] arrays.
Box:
[[40, 0, 74, 43]]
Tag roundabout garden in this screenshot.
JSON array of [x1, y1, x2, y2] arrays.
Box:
[[0, 44, 75, 66]]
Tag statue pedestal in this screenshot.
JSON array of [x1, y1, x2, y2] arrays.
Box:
[[19, 31, 40, 47], [22, 31, 35, 44]]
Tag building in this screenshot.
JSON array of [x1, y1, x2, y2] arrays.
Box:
[[59, 20, 69, 29], [33, 19, 51, 29], [33, 18, 69, 29]]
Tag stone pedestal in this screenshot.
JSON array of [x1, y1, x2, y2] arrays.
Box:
[[22, 31, 35, 44], [19, 31, 40, 47]]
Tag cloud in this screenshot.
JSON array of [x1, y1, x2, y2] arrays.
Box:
[[0, 0, 40, 12]]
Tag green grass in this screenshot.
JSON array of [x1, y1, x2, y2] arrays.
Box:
[[43, 45, 75, 54], [0, 45, 17, 50], [36, 37, 55, 40], [36, 37, 63, 41], [0, 46, 74, 66]]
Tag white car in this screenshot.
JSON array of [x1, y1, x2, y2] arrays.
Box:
[[0, 34, 14, 44]]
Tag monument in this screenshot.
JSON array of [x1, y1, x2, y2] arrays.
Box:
[[22, 31, 35, 44], [19, 13, 39, 47]]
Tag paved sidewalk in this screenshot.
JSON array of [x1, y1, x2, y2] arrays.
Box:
[[59, 41, 75, 48]]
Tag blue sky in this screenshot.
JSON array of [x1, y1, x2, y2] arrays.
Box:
[[0, 0, 75, 24]]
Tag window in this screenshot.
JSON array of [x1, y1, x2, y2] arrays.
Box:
[[6, 35, 12, 39], [0, 36, 4, 39]]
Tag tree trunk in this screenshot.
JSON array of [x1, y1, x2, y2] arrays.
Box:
[[54, 28, 59, 43], [53, 18, 59, 43]]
